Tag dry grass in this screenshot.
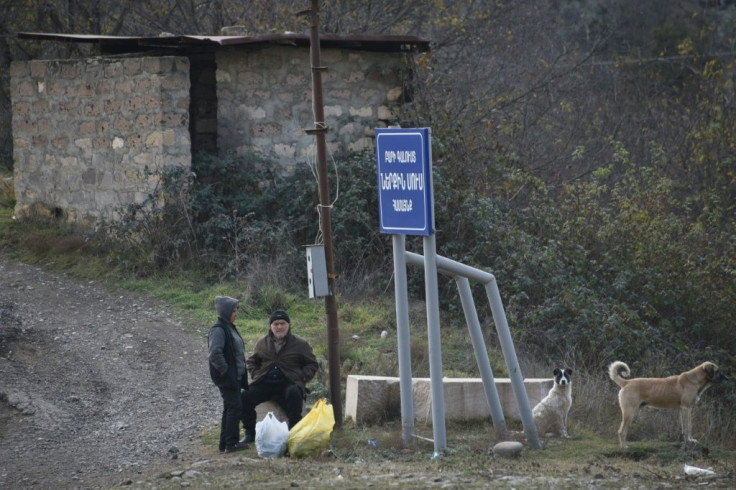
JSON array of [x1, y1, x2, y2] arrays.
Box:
[[0, 177, 13, 207], [147, 418, 736, 489]]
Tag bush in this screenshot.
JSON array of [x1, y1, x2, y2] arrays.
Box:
[[101, 150, 394, 293], [91, 144, 735, 400]]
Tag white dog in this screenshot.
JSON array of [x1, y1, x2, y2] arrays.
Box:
[[533, 367, 572, 438]]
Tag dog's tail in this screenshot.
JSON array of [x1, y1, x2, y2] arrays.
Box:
[[608, 361, 630, 388]]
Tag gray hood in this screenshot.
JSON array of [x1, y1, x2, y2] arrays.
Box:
[[215, 296, 239, 321]]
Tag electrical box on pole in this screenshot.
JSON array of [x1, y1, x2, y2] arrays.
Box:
[[306, 245, 329, 298]]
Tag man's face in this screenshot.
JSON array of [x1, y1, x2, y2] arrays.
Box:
[[270, 319, 289, 340]]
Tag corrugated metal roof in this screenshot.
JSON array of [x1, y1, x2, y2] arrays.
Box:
[[17, 32, 430, 53]]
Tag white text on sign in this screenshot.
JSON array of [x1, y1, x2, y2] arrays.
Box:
[[380, 172, 425, 191], [384, 150, 417, 164], [392, 199, 413, 212]]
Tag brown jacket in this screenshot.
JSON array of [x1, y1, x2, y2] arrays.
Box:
[[246, 330, 319, 393]]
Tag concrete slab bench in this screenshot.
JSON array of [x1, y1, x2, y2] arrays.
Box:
[[255, 400, 288, 424], [345, 375, 553, 425]]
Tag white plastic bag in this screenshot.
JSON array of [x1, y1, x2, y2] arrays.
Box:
[[683, 464, 716, 477], [255, 412, 290, 458]]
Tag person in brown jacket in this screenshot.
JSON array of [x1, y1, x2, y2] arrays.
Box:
[[241, 310, 319, 443]]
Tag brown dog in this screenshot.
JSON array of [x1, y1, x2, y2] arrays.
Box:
[[608, 360, 728, 448]]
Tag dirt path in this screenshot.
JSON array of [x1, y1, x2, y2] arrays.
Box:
[[0, 258, 218, 488], [3, 257, 735, 490]]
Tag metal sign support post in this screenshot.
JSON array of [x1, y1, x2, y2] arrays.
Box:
[[455, 277, 508, 439], [485, 277, 539, 447], [423, 233, 447, 453], [392, 234, 415, 447], [404, 251, 541, 449]]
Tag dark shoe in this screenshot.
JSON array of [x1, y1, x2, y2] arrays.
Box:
[[218, 443, 226, 453], [224, 442, 248, 453], [239, 433, 255, 444]]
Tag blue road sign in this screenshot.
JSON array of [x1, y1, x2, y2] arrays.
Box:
[[375, 128, 433, 235]]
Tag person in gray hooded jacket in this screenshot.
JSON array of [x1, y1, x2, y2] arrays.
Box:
[[208, 296, 249, 453]]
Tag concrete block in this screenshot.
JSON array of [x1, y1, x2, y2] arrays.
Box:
[[345, 375, 401, 424], [413, 377, 497, 422], [412, 377, 552, 424], [495, 378, 552, 421], [345, 375, 553, 425], [255, 400, 287, 424]]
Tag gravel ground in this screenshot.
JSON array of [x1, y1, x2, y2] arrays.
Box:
[[2, 257, 735, 490], [0, 257, 218, 488]]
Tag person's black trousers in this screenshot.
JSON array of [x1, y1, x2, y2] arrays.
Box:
[[218, 385, 243, 448]]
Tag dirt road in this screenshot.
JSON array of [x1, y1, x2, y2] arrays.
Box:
[[0, 258, 218, 488], [3, 257, 735, 490]]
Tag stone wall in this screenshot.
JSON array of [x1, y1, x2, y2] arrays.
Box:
[[10, 56, 191, 225], [10, 45, 410, 224], [216, 46, 405, 171]]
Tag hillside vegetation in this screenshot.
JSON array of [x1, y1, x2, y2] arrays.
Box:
[[0, 0, 734, 449]]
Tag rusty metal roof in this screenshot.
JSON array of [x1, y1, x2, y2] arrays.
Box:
[[17, 32, 430, 54]]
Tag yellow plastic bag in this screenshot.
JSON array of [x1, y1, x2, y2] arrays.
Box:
[[287, 398, 335, 458]]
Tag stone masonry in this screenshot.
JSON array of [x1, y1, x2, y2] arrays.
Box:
[[10, 56, 191, 225], [10, 43, 410, 224], [216, 46, 405, 171]]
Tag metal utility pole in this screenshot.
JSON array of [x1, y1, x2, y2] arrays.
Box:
[[300, 0, 342, 427]]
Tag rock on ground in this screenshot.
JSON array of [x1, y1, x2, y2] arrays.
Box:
[[492, 441, 524, 458]]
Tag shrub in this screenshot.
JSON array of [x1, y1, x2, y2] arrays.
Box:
[[101, 150, 394, 293], [93, 144, 733, 399]]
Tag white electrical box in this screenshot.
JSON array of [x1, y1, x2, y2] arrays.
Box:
[[306, 245, 329, 298]]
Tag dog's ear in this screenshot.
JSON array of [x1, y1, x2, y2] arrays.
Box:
[[553, 368, 561, 376], [703, 363, 716, 380], [565, 368, 572, 376]]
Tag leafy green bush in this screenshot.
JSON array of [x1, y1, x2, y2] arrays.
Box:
[[96, 142, 733, 382], [550, 160, 735, 364], [101, 150, 393, 293], [410, 136, 735, 383]]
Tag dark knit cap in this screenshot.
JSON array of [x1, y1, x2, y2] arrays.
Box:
[[269, 310, 290, 324]]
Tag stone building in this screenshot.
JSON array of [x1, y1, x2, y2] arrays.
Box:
[[10, 32, 429, 224]]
